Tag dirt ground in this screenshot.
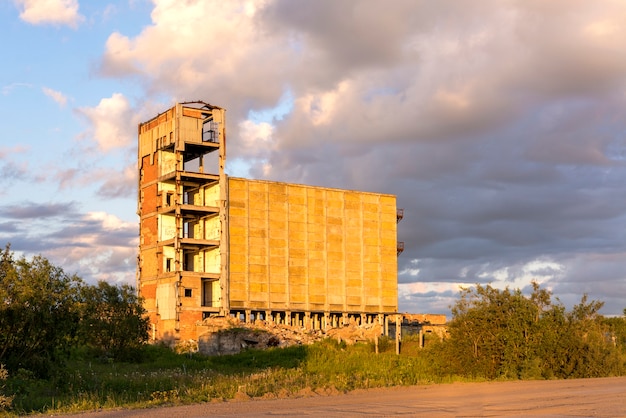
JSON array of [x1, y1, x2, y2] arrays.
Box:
[[70, 376, 626, 417]]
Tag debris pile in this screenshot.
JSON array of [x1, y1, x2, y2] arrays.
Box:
[[187, 316, 382, 356]]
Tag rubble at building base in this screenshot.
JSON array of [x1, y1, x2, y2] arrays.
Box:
[[176, 316, 385, 356]]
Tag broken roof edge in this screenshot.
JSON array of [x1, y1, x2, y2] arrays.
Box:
[[179, 100, 223, 110]]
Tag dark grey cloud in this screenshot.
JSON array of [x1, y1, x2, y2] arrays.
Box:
[[0, 201, 78, 219]]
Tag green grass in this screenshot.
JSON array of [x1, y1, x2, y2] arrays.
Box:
[[2, 339, 456, 416]]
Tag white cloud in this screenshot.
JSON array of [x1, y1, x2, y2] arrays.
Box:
[[15, 0, 84, 28], [42, 87, 68, 107], [77, 93, 137, 152]]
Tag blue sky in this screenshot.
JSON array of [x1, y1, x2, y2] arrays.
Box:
[[2, 0, 626, 317]]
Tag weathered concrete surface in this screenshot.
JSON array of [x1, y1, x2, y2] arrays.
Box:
[[68, 376, 626, 417]]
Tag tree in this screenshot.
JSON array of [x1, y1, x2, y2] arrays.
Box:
[[0, 364, 12, 410], [0, 244, 82, 376], [78, 281, 149, 360], [442, 282, 622, 380]]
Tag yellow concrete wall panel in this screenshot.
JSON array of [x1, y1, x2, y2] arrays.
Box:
[[288, 228, 306, 242], [309, 215, 326, 226], [363, 210, 380, 221], [269, 201, 287, 213], [229, 187, 247, 199], [307, 231, 321, 243], [289, 239, 306, 250], [347, 278, 362, 287], [363, 253, 381, 264], [344, 192, 360, 202], [290, 292, 306, 304], [249, 227, 267, 238], [229, 253, 248, 265], [269, 247, 287, 259], [325, 190, 342, 200], [270, 265, 288, 281], [366, 296, 382, 306], [268, 183, 286, 195], [327, 260, 345, 271], [380, 248, 396, 259], [249, 293, 269, 304], [309, 294, 326, 305], [248, 237, 265, 248], [269, 228, 287, 239], [229, 207, 247, 218], [269, 219, 287, 230], [229, 263, 246, 273], [269, 256, 286, 266], [229, 234, 247, 247], [289, 248, 306, 259], [380, 195, 395, 205], [230, 300, 245, 308], [327, 251, 344, 262], [363, 236, 380, 246], [248, 181, 267, 193], [249, 245, 267, 257], [308, 258, 326, 271], [288, 194, 305, 205], [307, 241, 324, 251], [363, 220, 380, 231], [288, 265, 306, 276], [360, 194, 379, 204], [326, 216, 343, 226], [381, 237, 396, 247], [289, 209, 306, 223], [346, 217, 362, 228], [346, 296, 362, 306], [382, 288, 397, 298], [288, 257, 307, 267], [327, 198, 343, 209], [249, 281, 268, 293], [345, 242, 362, 254], [270, 283, 286, 294], [228, 216, 247, 227], [381, 221, 397, 231], [364, 262, 380, 273], [249, 255, 268, 265], [249, 264, 267, 275], [270, 295, 286, 304], [288, 184, 306, 196], [327, 207, 343, 219], [328, 293, 344, 305], [229, 226, 248, 237]]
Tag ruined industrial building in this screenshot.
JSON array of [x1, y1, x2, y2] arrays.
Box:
[[137, 101, 408, 347]]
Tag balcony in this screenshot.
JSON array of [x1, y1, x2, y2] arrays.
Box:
[[397, 242, 405, 256]]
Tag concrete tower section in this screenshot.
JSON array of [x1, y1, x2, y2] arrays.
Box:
[[137, 102, 403, 344], [138, 102, 228, 342]]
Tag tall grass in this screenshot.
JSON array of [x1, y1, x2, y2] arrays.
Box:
[[3, 338, 457, 416]]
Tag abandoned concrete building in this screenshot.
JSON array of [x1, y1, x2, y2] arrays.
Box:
[[137, 101, 404, 343]]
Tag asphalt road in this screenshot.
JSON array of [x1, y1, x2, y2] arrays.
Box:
[[69, 376, 626, 417]]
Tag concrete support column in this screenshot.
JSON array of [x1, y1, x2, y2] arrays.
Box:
[[395, 314, 402, 355]]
